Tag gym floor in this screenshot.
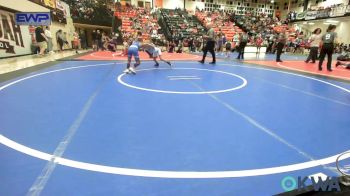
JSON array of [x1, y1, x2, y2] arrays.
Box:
[[0, 51, 349, 195]]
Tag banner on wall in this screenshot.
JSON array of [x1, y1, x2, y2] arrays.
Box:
[[56, 0, 70, 17], [305, 11, 317, 20], [330, 5, 346, 17], [0, 9, 32, 58], [316, 9, 330, 19], [44, 0, 56, 9], [346, 5, 350, 13], [296, 11, 306, 20]]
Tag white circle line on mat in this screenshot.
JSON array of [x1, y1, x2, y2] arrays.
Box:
[[117, 67, 247, 94], [0, 62, 349, 178]]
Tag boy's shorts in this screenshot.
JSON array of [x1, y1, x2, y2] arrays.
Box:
[[128, 46, 139, 59], [152, 47, 162, 57]]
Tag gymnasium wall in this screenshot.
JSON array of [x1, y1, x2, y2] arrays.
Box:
[[278, 0, 349, 18], [294, 19, 350, 44], [308, 0, 348, 8], [0, 0, 76, 58], [130, 0, 152, 8], [0, 0, 49, 12], [162, 0, 184, 9], [155, 0, 163, 8], [184, 0, 205, 11], [0, 0, 50, 58], [161, 0, 224, 11], [161, 0, 276, 16]]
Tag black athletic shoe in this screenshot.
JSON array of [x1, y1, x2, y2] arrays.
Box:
[[276, 60, 283, 62], [327, 68, 333, 72], [198, 60, 204, 64], [335, 61, 341, 67], [154, 63, 159, 67], [319, 67, 322, 71], [166, 61, 172, 67], [209, 62, 216, 64], [304, 60, 309, 63]]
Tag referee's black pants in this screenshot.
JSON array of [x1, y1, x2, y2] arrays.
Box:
[[276, 42, 284, 61], [202, 40, 216, 63], [318, 43, 334, 70], [305, 47, 319, 63], [237, 41, 247, 59]]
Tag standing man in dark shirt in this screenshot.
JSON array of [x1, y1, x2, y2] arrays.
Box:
[[236, 32, 248, 60], [96, 30, 102, 51], [319, 24, 338, 71], [92, 30, 97, 51], [276, 29, 287, 62], [199, 24, 216, 64], [35, 26, 48, 56]]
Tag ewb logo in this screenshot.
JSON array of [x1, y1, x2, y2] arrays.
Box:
[[281, 175, 341, 192], [15, 13, 51, 26]]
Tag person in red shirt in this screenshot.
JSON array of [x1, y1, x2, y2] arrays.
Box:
[[256, 35, 263, 54]]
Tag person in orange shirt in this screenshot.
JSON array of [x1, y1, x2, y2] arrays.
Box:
[[255, 35, 263, 55]]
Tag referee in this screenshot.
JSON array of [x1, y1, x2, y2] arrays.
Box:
[[319, 24, 337, 71], [276, 29, 287, 62], [199, 24, 216, 64]]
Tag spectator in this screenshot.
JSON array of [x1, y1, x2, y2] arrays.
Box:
[[305, 28, 322, 64], [92, 30, 97, 51], [102, 32, 111, 50], [168, 41, 175, 53], [225, 40, 232, 58], [56, 29, 65, 51], [96, 30, 102, 51], [237, 32, 248, 60], [256, 34, 263, 54], [79, 30, 87, 50], [35, 26, 48, 56], [44, 26, 54, 54], [73, 32, 80, 54]]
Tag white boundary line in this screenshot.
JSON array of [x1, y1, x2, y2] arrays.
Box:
[[169, 78, 201, 80], [90, 53, 119, 59], [89, 52, 201, 60], [0, 62, 349, 178], [276, 62, 350, 81], [0, 134, 349, 178], [167, 76, 199, 78], [117, 68, 247, 94]]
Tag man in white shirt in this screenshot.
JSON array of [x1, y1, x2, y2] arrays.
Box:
[[44, 26, 54, 54]]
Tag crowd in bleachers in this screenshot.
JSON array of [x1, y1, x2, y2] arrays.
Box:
[[112, 4, 349, 57], [196, 9, 242, 41], [232, 11, 312, 55], [158, 8, 207, 53], [161, 9, 206, 39], [115, 5, 165, 45], [235, 12, 289, 38], [63, 0, 114, 22]]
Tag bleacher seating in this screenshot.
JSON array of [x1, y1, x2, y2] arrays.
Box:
[[160, 9, 206, 40], [195, 10, 243, 41], [115, 7, 164, 43]]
